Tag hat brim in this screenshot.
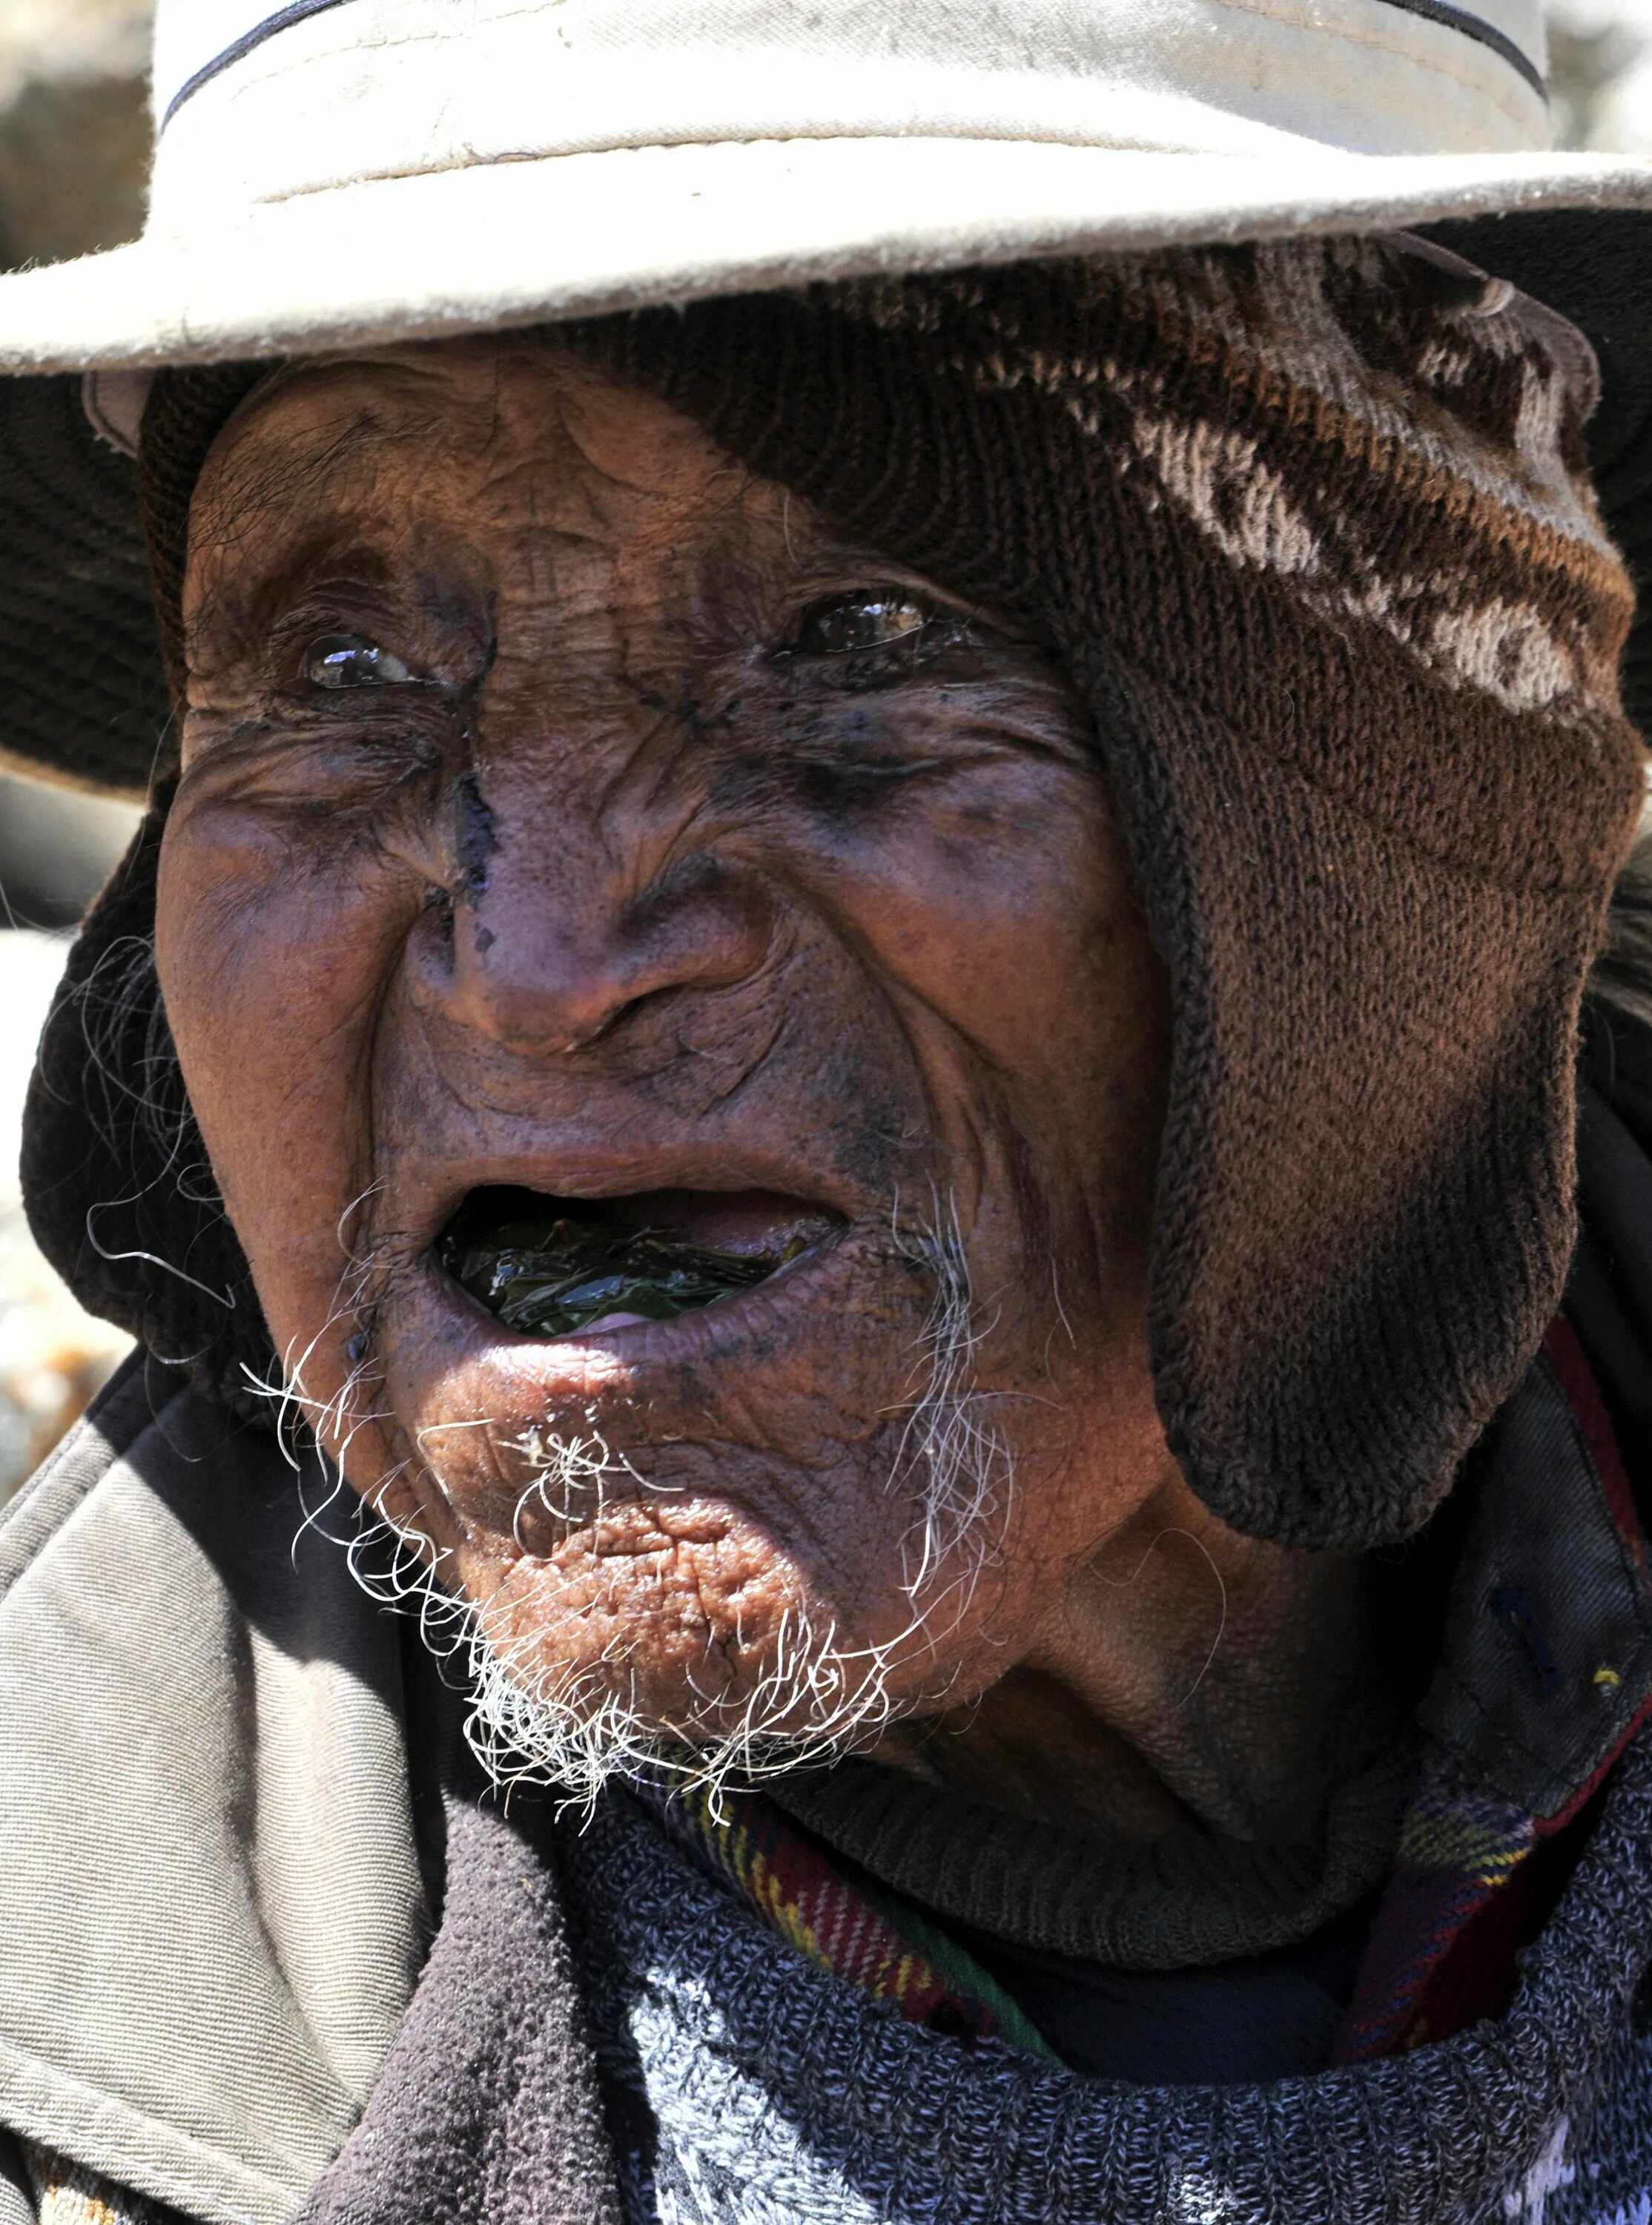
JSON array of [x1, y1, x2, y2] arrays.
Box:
[[1, 136, 1651, 372]]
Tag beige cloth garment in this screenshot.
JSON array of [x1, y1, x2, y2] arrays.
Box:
[[0, 1361, 427, 2225]]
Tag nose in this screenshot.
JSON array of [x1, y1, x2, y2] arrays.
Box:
[[412, 822, 775, 1057]]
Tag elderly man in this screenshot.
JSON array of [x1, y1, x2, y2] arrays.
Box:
[[2, 4, 1652, 2222]]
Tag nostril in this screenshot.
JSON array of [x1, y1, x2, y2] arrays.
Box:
[[556, 1001, 625, 1055]]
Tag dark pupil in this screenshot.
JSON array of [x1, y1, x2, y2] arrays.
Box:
[[311, 636, 385, 687], [804, 594, 928, 655]]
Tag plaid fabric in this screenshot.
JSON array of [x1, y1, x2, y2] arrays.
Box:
[[633, 1776, 1057, 2062], [1335, 1773, 1542, 2060]]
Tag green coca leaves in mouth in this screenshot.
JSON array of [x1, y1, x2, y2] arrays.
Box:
[[441, 1204, 814, 1338]]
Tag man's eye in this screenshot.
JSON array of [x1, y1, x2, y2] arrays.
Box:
[[302, 633, 418, 688], [795, 592, 932, 656]]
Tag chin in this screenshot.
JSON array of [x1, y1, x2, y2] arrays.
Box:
[[435, 1512, 954, 1801], [338, 1405, 1002, 1801]]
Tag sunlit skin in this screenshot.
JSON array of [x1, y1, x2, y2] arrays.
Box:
[[156, 337, 1404, 1842]]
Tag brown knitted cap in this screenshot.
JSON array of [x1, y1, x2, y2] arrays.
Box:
[[24, 237, 1646, 1547]]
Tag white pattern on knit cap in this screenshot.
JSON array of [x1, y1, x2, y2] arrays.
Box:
[[928, 240, 1623, 720], [945, 244, 1611, 554], [1125, 413, 1324, 576]]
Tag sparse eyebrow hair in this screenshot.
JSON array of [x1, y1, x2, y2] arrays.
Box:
[[182, 373, 464, 659], [195, 392, 442, 543]]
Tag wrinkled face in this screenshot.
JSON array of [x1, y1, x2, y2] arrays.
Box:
[[158, 336, 1174, 1785]]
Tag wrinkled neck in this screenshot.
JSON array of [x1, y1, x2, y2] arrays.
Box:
[[880, 1474, 1417, 1849]]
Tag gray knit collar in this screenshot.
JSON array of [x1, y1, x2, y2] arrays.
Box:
[[558, 1738, 1652, 2225]]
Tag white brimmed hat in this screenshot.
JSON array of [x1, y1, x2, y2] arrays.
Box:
[[1, 0, 1649, 380], [1, 0, 1650, 794]]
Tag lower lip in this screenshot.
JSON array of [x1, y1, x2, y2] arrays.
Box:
[[377, 1224, 891, 1540], [408, 1222, 857, 1398]]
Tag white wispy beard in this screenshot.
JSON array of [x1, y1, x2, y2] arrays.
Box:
[[271, 1198, 1014, 1814]]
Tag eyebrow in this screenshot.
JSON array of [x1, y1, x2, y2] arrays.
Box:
[[190, 389, 453, 593], [182, 515, 406, 672]]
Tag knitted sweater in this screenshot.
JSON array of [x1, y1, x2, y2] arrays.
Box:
[[556, 1756, 1652, 2225]]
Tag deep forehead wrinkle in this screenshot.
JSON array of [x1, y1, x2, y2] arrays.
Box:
[[197, 370, 448, 532], [195, 337, 750, 561], [232, 346, 460, 441]]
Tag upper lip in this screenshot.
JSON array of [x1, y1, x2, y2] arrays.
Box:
[[397, 1144, 870, 1256]]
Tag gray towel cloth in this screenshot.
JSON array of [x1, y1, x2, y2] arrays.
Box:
[[291, 1796, 621, 2225]]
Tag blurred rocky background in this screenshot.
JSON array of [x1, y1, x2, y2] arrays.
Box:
[[1550, 0, 1652, 149], [0, 0, 150, 1500], [0, 931, 130, 1496], [0, 1, 1650, 1499], [0, 0, 149, 268]]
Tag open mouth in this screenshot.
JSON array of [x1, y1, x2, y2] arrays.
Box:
[[439, 1187, 845, 1338]]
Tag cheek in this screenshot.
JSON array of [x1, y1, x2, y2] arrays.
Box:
[[153, 802, 412, 1336], [802, 766, 1149, 1055], [810, 774, 1167, 1236]]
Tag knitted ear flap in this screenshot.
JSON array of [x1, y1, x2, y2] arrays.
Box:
[[20, 792, 274, 1414], [22, 361, 277, 1417], [573, 237, 1645, 1549]]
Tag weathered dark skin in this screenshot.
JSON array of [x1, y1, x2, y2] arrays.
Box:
[[158, 337, 1402, 1842]]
